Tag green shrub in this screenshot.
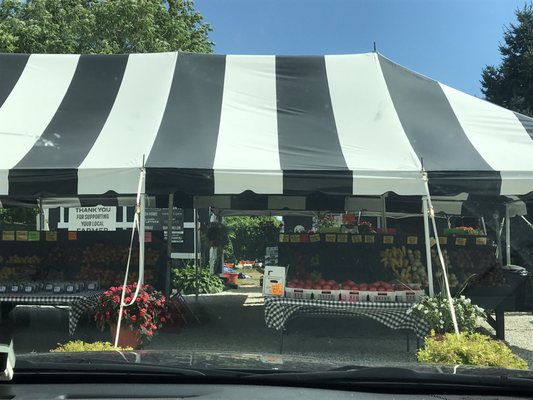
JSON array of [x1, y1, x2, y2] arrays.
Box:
[[418, 332, 528, 370], [171, 266, 225, 294], [51, 340, 132, 352]]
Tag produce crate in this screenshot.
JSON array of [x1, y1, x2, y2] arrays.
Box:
[[284, 287, 313, 299], [357, 290, 372, 301], [368, 291, 396, 303], [340, 289, 360, 302], [312, 289, 341, 301], [395, 289, 425, 303]]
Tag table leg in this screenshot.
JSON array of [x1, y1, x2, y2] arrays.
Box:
[[495, 308, 505, 340], [279, 328, 284, 354], [406, 332, 410, 352]]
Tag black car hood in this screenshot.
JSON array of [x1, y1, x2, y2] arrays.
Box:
[[15, 350, 533, 378]]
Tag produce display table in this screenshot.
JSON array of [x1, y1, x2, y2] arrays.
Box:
[[264, 297, 429, 352], [0, 290, 102, 335]]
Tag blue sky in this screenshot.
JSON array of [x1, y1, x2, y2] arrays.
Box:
[[194, 0, 529, 96]]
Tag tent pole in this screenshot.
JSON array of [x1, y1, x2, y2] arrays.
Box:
[[140, 193, 146, 285], [165, 193, 174, 297], [505, 204, 511, 266], [381, 195, 387, 231], [494, 211, 503, 265], [194, 208, 199, 302], [422, 196, 435, 297]]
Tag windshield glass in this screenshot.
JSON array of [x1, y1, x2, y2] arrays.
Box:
[[1, 0, 533, 383]]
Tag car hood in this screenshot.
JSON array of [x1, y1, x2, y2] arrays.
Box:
[[16, 350, 533, 378]]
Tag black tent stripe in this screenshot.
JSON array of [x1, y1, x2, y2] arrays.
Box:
[[276, 56, 352, 195], [378, 54, 501, 196], [0, 53, 30, 109], [146, 53, 226, 195], [514, 111, 533, 140], [9, 54, 129, 196]]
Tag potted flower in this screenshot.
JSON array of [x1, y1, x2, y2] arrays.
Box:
[[93, 283, 169, 348], [407, 294, 485, 336]]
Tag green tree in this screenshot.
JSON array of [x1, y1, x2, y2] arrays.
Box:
[[0, 0, 212, 54], [224, 217, 283, 262], [481, 4, 533, 116]]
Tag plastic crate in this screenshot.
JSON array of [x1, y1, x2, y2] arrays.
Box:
[[357, 291, 372, 301], [340, 289, 360, 302], [395, 289, 425, 303], [368, 291, 396, 303], [284, 287, 313, 299], [312, 289, 341, 301]]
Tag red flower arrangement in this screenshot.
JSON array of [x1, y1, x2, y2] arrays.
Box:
[[93, 283, 169, 343]]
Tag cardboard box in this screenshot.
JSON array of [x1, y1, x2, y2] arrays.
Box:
[[396, 289, 425, 303], [285, 287, 313, 299], [312, 289, 341, 301], [368, 291, 396, 303], [340, 289, 360, 302], [262, 266, 286, 297]]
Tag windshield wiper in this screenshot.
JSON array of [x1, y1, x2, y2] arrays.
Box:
[[243, 366, 533, 390]]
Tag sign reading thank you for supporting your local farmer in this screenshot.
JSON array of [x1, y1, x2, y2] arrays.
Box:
[[68, 206, 117, 231]]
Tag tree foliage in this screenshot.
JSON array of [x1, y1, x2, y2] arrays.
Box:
[[481, 4, 533, 116], [0, 0, 212, 54], [224, 217, 283, 261]]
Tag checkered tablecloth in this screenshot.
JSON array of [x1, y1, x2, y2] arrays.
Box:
[[264, 297, 429, 339], [0, 291, 102, 335]]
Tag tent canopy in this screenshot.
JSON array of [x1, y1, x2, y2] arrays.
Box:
[[1, 51, 533, 206]]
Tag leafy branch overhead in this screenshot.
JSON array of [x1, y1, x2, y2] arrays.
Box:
[[481, 4, 533, 116], [0, 0, 213, 54]]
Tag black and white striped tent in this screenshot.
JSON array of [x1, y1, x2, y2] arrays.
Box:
[[1, 51, 533, 212]]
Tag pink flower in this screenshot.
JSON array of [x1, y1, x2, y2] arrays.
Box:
[[139, 308, 146, 317], [124, 297, 132, 303], [112, 296, 120, 303], [131, 315, 137, 322], [160, 316, 166, 323], [146, 330, 153, 336], [155, 300, 162, 307]]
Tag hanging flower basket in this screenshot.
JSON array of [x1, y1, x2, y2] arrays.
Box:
[[206, 222, 229, 247]]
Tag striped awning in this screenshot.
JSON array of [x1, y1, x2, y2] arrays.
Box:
[[1, 51, 533, 202]]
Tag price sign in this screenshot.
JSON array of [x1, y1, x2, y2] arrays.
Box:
[[310, 234, 321, 243], [407, 236, 418, 245], [68, 231, 77, 241], [279, 234, 289, 243], [337, 234, 348, 243], [2, 231, 14, 241], [476, 237, 488, 246], [383, 235, 394, 244], [325, 234, 337, 243], [290, 234, 301, 243], [271, 283, 283, 297], [16, 231, 28, 241], [352, 234, 362, 243], [28, 231, 40, 241], [455, 237, 467, 246], [364, 235, 375, 244], [46, 231, 58, 242], [438, 237, 448, 245]]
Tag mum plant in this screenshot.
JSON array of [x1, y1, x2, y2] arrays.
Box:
[[407, 295, 485, 334], [93, 283, 169, 343]]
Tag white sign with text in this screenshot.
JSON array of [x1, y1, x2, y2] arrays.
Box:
[[68, 206, 117, 231]]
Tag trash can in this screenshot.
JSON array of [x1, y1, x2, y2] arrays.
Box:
[[503, 265, 531, 312]]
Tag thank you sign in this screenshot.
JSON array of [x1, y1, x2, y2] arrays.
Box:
[[68, 206, 117, 231]]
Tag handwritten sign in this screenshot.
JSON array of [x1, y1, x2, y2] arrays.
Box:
[[455, 237, 467, 246], [68, 231, 77, 241], [383, 235, 394, 244], [16, 231, 28, 241], [364, 235, 375, 244], [438, 237, 448, 245], [2, 231, 14, 241], [325, 234, 337, 243], [28, 231, 40, 241], [271, 283, 283, 297], [476, 237, 488, 246], [46, 231, 58, 242], [352, 234, 362, 243], [279, 234, 289, 243], [290, 234, 301, 243], [407, 236, 418, 245], [337, 234, 348, 243], [309, 234, 321, 243]]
